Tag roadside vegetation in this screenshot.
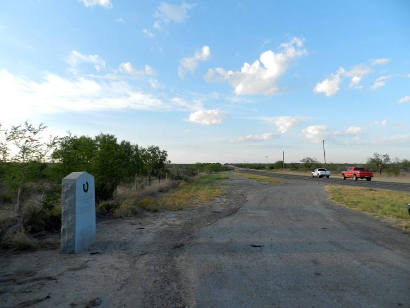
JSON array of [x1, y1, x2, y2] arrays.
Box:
[[0, 121, 231, 250], [234, 172, 282, 183], [103, 173, 228, 215], [231, 153, 410, 177], [150, 173, 227, 211], [325, 185, 410, 231]]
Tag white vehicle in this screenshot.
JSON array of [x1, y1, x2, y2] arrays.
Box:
[[312, 168, 330, 178]]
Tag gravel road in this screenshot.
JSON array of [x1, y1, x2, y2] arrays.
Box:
[[1, 173, 409, 307]]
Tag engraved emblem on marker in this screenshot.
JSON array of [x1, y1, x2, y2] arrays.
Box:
[[83, 181, 89, 193]]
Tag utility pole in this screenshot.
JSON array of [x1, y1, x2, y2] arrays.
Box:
[[322, 139, 326, 165], [282, 150, 285, 169]]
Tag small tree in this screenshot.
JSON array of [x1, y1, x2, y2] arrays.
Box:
[[300, 157, 319, 170], [51, 134, 98, 179], [367, 153, 390, 175], [3, 121, 59, 229], [143, 146, 168, 184]]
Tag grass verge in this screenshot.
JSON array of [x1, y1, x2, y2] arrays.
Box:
[[234, 172, 282, 183], [159, 173, 227, 210], [325, 185, 410, 232], [99, 173, 228, 215]]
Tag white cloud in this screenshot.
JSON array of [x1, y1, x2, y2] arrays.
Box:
[[262, 116, 301, 133], [301, 125, 330, 143], [188, 109, 223, 125], [66, 50, 106, 72], [302, 124, 362, 143], [118, 62, 155, 78], [118, 62, 136, 75], [231, 132, 274, 143], [144, 2, 196, 37], [79, 0, 112, 8], [155, 2, 196, 27], [344, 126, 361, 135], [314, 64, 372, 96], [0, 68, 174, 125], [178, 46, 210, 78], [205, 37, 306, 96], [204, 67, 231, 82], [171, 97, 202, 111], [372, 75, 391, 89], [142, 28, 155, 38], [345, 65, 371, 88], [398, 96, 410, 104], [371, 58, 390, 65], [144, 65, 155, 76], [313, 68, 343, 96]]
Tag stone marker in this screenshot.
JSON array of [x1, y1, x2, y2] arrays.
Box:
[[61, 172, 96, 253]]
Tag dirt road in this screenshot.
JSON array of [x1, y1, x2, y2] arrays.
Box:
[[1, 174, 409, 307]]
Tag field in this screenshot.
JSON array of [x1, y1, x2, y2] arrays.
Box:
[[325, 185, 410, 231]]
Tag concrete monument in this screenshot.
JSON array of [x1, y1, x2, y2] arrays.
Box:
[[61, 172, 96, 253]]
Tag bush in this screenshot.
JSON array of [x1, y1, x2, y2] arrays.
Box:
[[51, 134, 168, 202]]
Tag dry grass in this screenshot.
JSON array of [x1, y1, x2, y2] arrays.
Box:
[[159, 173, 227, 210], [105, 173, 227, 214], [113, 199, 139, 217], [137, 196, 160, 212], [116, 178, 176, 201], [325, 185, 410, 232], [234, 172, 283, 183], [105, 178, 177, 215]]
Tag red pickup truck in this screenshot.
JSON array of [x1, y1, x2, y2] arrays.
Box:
[[342, 167, 373, 181]]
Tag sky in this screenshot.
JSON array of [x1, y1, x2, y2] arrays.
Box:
[[0, 0, 409, 164]]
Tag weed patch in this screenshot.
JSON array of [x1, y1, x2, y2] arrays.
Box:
[[137, 196, 160, 212], [325, 185, 410, 231]]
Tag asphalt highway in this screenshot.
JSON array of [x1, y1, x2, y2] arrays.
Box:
[[239, 168, 410, 193], [182, 174, 410, 307]]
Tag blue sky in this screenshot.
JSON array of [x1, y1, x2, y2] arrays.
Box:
[[0, 0, 409, 163]]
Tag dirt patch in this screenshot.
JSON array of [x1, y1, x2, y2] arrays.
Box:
[[0, 176, 246, 308]]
